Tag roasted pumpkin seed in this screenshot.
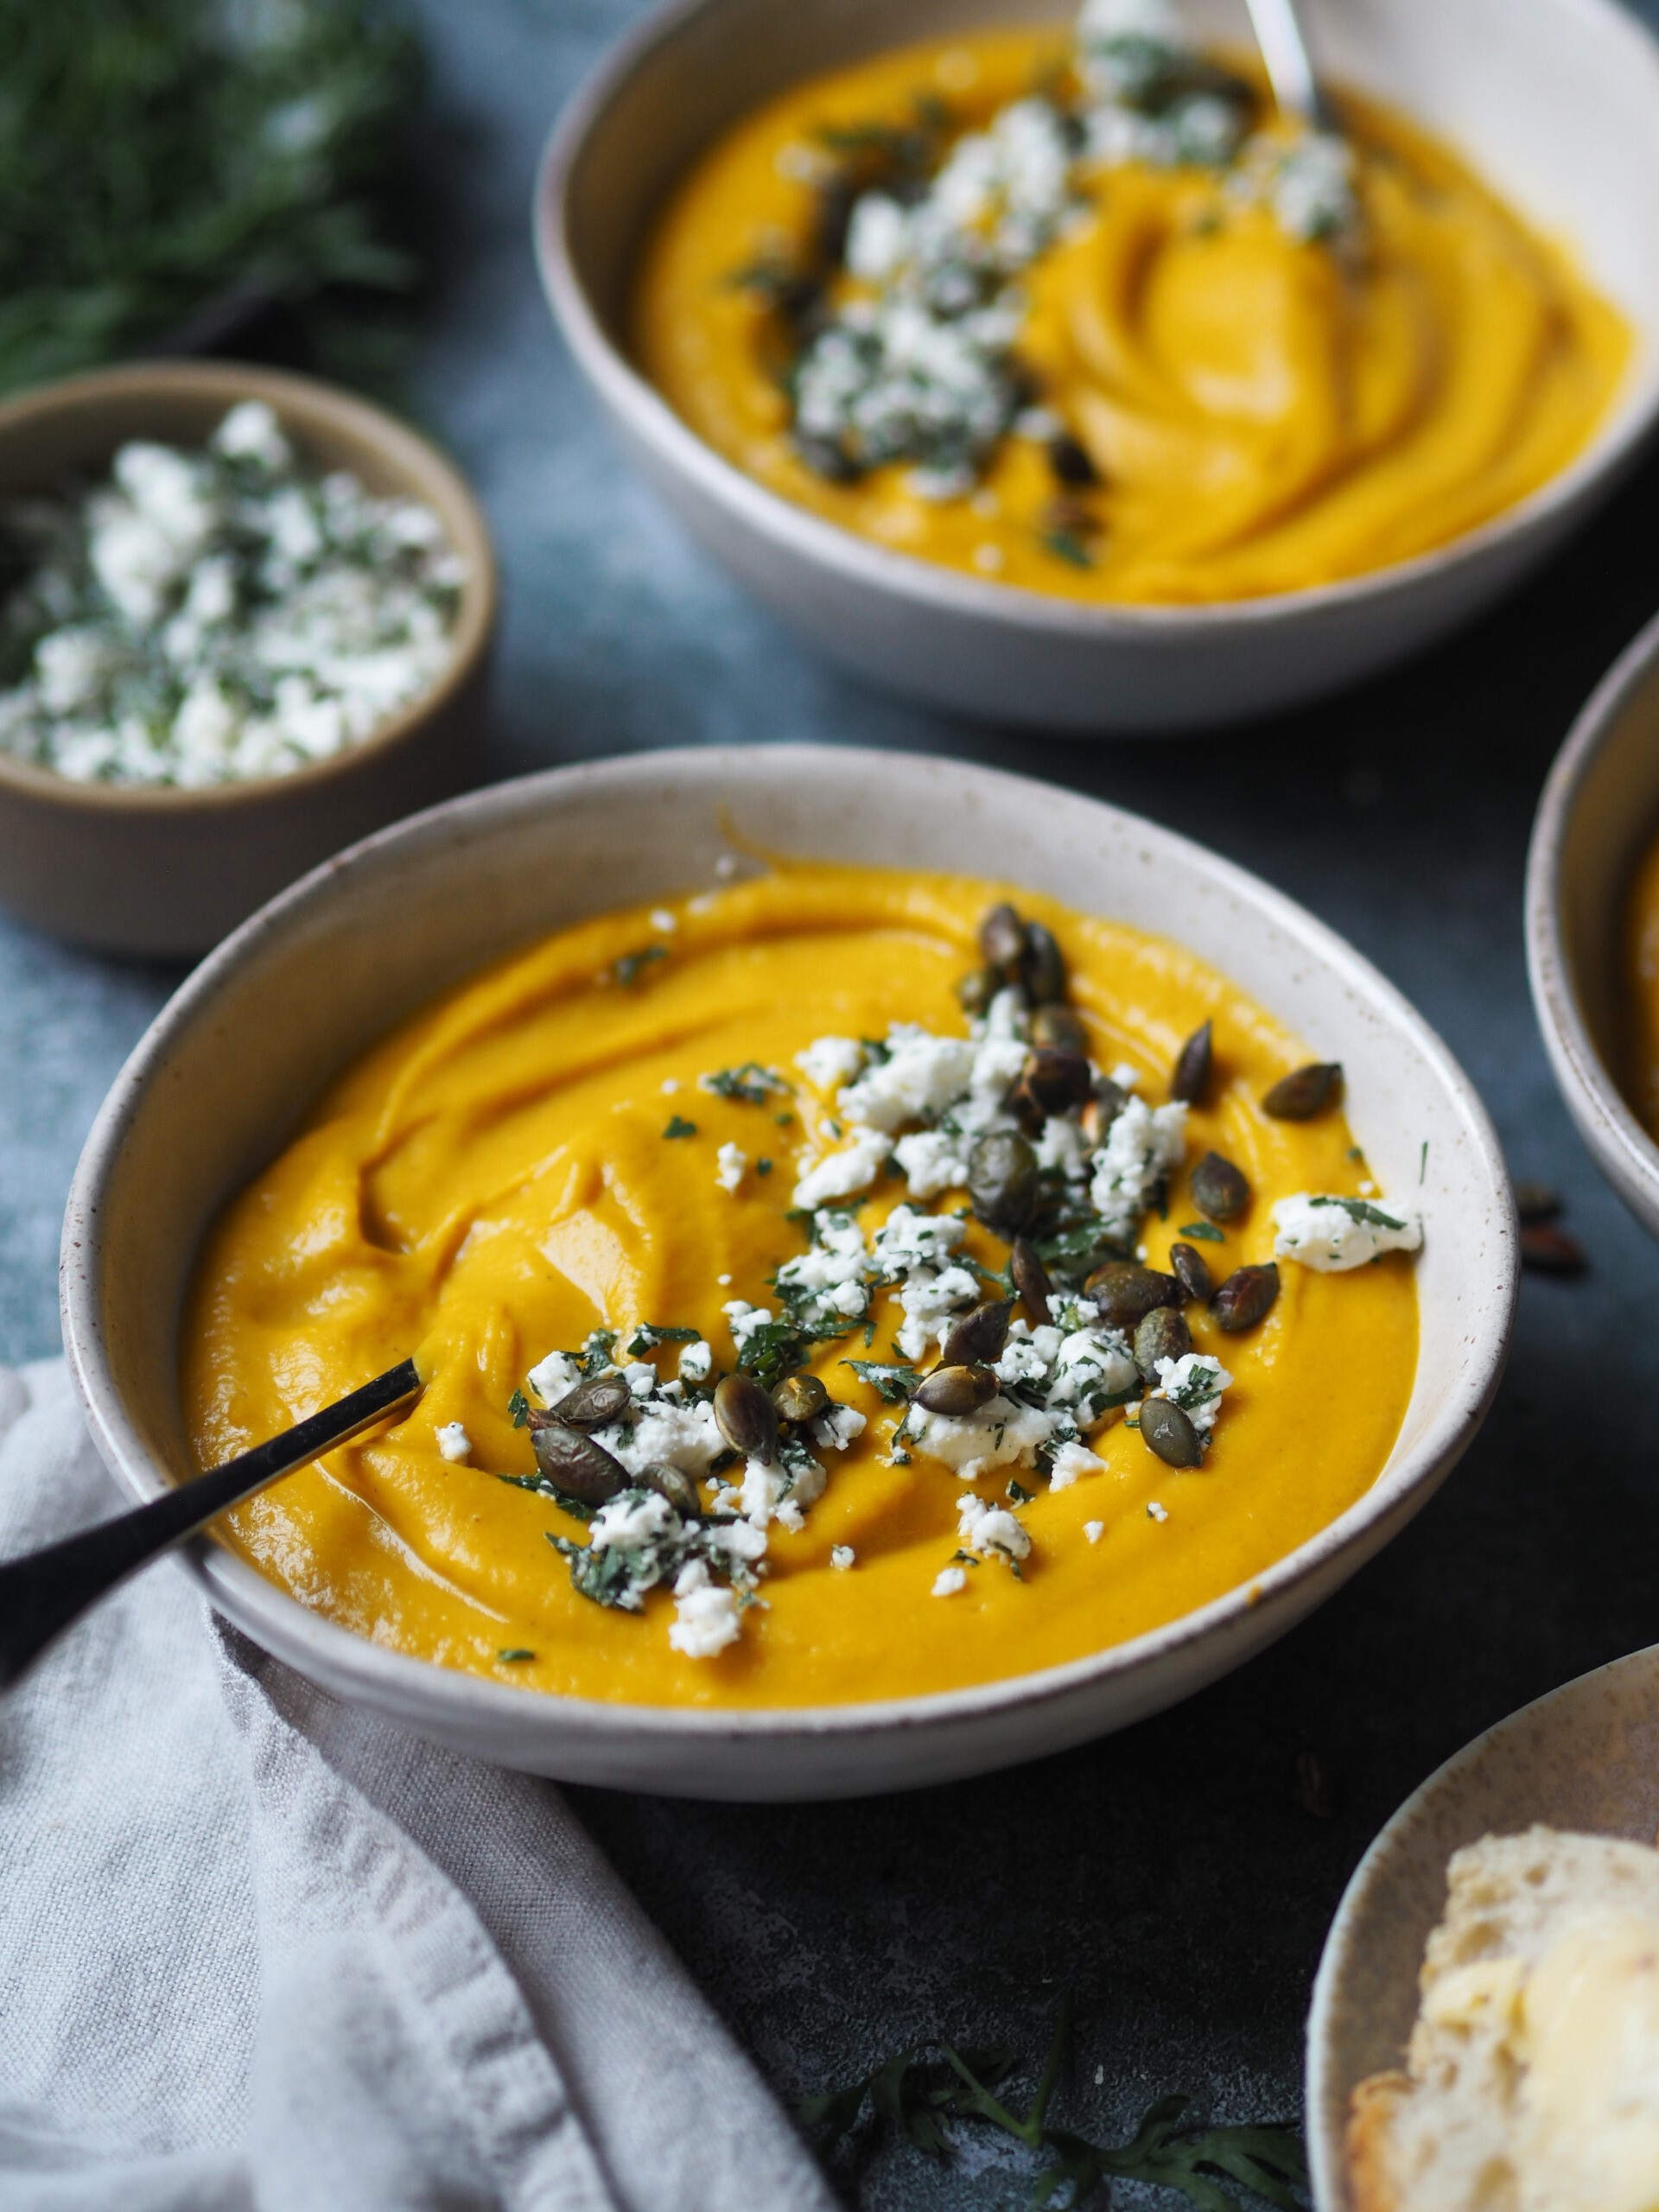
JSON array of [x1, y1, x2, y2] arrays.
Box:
[[1168, 1241, 1215, 1302], [1030, 1002, 1088, 1054], [1021, 921, 1065, 1004], [1048, 430, 1100, 487], [715, 1373, 779, 1462], [979, 902, 1027, 976], [772, 1372, 830, 1424], [1261, 1062, 1342, 1120], [1170, 1020, 1212, 1106], [1210, 1262, 1280, 1332], [940, 1298, 1014, 1368], [1190, 1149, 1249, 1222], [530, 1421, 628, 1506], [1084, 1260, 1183, 1329], [1010, 1236, 1053, 1325], [913, 1363, 999, 1415], [545, 1373, 633, 1430], [1134, 1305, 1192, 1379], [1081, 1077, 1128, 1142], [635, 1460, 701, 1517], [969, 1129, 1039, 1234], [957, 964, 1001, 1016], [1014, 1045, 1091, 1120], [1140, 1397, 1202, 1469], [1520, 1223, 1587, 1276]]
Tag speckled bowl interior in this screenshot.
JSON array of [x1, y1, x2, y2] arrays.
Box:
[[1305, 1643, 1659, 2209], [1527, 609, 1659, 1237], [0, 360, 497, 957], [63, 746, 1516, 1798], [537, 0, 1659, 731]]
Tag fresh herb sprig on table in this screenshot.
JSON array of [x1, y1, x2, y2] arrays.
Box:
[[801, 1997, 1306, 2211], [0, 0, 424, 396]]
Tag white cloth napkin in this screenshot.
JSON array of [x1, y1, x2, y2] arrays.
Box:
[[0, 1360, 837, 2212]]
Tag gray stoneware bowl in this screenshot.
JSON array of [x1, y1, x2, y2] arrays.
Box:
[[1527, 609, 1659, 1237], [62, 746, 1516, 1798], [0, 361, 497, 957], [1305, 1643, 1659, 2209], [536, 0, 1659, 734]]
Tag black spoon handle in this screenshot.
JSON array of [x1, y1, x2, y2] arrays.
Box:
[[0, 1357, 423, 1692]]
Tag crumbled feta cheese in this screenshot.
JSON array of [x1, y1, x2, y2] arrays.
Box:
[[435, 1421, 472, 1463], [649, 908, 677, 933], [893, 1262, 981, 1362], [526, 1350, 582, 1406], [1147, 1500, 1169, 1523], [588, 1490, 677, 1552], [957, 1492, 1033, 1563], [678, 1339, 713, 1382], [870, 1205, 965, 1277], [932, 1565, 969, 1598], [661, 1077, 681, 1095], [600, 1398, 726, 1478], [777, 1211, 874, 1326], [1084, 1520, 1105, 1543], [839, 1027, 977, 1134], [812, 1404, 868, 1452], [668, 1562, 742, 1658], [723, 1300, 774, 1353], [0, 405, 462, 790], [1047, 1440, 1105, 1489], [830, 1544, 856, 1571], [795, 1036, 865, 1092], [1149, 1352, 1232, 1440], [892, 1126, 973, 1198], [1089, 1095, 1188, 1240], [1272, 1192, 1421, 1271], [715, 1141, 747, 1194], [907, 1394, 1056, 1481], [791, 1127, 893, 1206]]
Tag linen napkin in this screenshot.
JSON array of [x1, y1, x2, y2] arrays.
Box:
[[0, 1359, 838, 2212]]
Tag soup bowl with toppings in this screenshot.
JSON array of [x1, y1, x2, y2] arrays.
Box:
[[63, 746, 1514, 1797], [0, 360, 496, 957], [1527, 610, 1659, 1241], [537, 0, 1659, 732]]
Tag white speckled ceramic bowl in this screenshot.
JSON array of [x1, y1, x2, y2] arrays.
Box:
[[537, 0, 1659, 733], [1306, 1643, 1659, 2209], [63, 746, 1515, 1797], [1527, 608, 1659, 1237]]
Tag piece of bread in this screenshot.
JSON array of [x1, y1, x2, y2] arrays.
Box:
[[1344, 1825, 1659, 2211]]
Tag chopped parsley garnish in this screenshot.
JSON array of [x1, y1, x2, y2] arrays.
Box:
[[1042, 529, 1094, 569], [1177, 1221, 1225, 1243], [663, 1114, 698, 1139], [737, 1316, 849, 1392], [498, 1471, 595, 1522], [613, 945, 667, 987], [1007, 1478, 1033, 1504], [507, 1389, 531, 1428], [626, 1323, 701, 1355], [700, 1061, 791, 1103], [1309, 1196, 1407, 1230], [842, 1357, 921, 1404], [756, 1157, 772, 1176], [497, 1648, 536, 1662]]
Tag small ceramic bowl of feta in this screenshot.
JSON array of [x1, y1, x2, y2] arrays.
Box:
[[0, 360, 496, 957]]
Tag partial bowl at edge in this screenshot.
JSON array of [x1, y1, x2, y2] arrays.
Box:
[[1527, 607, 1659, 1240]]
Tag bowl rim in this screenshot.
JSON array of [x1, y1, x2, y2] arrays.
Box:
[[1302, 1637, 1659, 2210], [1524, 605, 1659, 1214], [61, 741, 1516, 1750], [534, 0, 1659, 642], [0, 359, 499, 816]]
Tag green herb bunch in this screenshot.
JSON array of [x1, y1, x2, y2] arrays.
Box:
[[802, 1996, 1306, 2211], [0, 0, 424, 394]]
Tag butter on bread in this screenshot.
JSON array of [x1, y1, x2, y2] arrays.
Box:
[[1345, 1826, 1659, 2211]]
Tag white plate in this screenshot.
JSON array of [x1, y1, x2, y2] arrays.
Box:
[[62, 746, 1515, 1797], [1306, 1643, 1659, 2209]]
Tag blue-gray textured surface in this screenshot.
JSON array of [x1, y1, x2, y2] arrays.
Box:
[[6, 2, 1659, 2199]]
